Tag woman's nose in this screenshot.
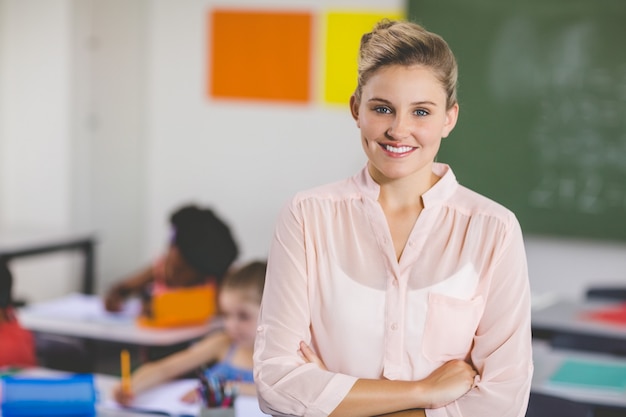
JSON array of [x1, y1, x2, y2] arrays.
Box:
[[386, 115, 411, 140]]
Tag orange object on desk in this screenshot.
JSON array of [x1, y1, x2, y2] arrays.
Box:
[[137, 285, 216, 328], [581, 303, 626, 326]]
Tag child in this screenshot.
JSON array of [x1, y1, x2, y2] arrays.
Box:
[[112, 260, 266, 406], [0, 260, 37, 368], [104, 204, 239, 319]]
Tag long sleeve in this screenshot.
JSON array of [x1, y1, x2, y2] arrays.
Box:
[[426, 217, 533, 417], [253, 201, 358, 417], [254, 165, 533, 417]]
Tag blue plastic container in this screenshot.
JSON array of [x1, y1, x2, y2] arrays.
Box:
[[0, 374, 97, 417]]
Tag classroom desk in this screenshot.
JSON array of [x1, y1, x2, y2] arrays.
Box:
[[531, 298, 626, 355], [17, 293, 219, 373], [95, 375, 267, 416], [1, 368, 266, 417], [17, 293, 216, 346], [0, 230, 96, 294], [529, 340, 626, 416]]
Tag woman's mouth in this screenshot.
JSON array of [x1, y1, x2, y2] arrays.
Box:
[[380, 143, 415, 155]]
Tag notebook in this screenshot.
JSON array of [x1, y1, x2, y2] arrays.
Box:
[[548, 358, 626, 392]]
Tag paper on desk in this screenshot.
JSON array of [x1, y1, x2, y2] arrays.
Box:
[[101, 378, 267, 417], [22, 293, 140, 324]]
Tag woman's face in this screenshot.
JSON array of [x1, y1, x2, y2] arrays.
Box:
[[351, 64, 458, 184], [219, 289, 260, 348]]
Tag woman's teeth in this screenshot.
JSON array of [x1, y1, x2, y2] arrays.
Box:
[[385, 144, 413, 154]]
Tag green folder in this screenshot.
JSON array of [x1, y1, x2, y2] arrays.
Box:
[[549, 358, 626, 391]]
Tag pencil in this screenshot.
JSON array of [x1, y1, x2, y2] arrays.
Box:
[[121, 349, 131, 394]]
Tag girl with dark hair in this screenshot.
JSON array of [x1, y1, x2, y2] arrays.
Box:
[[104, 204, 239, 324]]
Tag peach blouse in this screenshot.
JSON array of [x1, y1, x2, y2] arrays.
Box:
[[254, 163, 533, 417]]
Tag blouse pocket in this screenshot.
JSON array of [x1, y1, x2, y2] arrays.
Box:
[[422, 292, 484, 363]]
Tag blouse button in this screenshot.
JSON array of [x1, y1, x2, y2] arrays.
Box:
[[257, 326, 263, 332], [391, 323, 398, 331]]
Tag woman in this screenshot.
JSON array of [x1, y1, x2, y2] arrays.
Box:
[[253, 19, 532, 417]]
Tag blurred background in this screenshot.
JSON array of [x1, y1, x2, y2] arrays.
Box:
[[1, 0, 625, 304]]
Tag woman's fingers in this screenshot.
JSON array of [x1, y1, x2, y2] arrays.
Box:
[[298, 341, 328, 371]]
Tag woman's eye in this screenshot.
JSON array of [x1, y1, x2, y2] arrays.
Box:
[[374, 106, 392, 114], [415, 109, 429, 116]]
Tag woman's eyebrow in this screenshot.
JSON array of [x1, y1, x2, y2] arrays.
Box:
[[367, 97, 437, 106]]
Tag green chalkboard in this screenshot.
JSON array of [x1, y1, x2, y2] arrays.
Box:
[[408, 0, 626, 240]]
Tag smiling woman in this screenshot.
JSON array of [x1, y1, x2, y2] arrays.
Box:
[[253, 19, 533, 417]]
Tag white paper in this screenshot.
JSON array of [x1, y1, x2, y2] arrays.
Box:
[[100, 379, 267, 417], [21, 293, 140, 324]]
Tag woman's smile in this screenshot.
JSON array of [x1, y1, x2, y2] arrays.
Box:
[[379, 143, 416, 156]]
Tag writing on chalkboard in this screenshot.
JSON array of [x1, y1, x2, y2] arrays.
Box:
[[490, 16, 626, 215]]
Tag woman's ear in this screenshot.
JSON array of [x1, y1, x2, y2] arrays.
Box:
[[350, 95, 360, 127], [442, 103, 459, 138]]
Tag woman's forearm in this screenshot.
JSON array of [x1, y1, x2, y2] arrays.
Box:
[[329, 359, 476, 417], [377, 410, 426, 417], [329, 379, 425, 417]]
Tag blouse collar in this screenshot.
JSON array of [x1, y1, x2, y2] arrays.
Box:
[[354, 162, 458, 207]]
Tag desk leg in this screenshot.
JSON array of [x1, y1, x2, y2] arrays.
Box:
[[82, 241, 95, 294]]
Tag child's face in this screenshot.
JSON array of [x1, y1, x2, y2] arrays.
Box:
[[219, 289, 260, 348], [163, 246, 203, 287]]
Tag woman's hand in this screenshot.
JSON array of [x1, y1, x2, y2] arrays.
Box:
[[418, 359, 477, 409], [298, 341, 328, 371]]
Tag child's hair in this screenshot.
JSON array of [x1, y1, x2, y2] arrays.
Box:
[[0, 260, 13, 309], [353, 19, 458, 109], [220, 260, 267, 304], [169, 204, 239, 281]]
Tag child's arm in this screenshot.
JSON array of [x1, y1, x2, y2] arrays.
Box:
[[104, 266, 154, 312], [113, 331, 231, 406], [231, 381, 257, 397]]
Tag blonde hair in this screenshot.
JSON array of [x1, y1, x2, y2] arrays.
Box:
[[220, 260, 266, 304], [354, 19, 458, 109]]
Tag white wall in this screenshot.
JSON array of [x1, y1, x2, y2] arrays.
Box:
[[0, 0, 624, 303], [144, 0, 377, 263], [0, 0, 73, 228], [87, 0, 148, 288], [0, 0, 79, 301]]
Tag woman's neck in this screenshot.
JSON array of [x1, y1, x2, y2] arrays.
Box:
[[377, 170, 440, 211]]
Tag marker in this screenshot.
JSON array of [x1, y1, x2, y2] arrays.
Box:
[[121, 349, 131, 395]]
